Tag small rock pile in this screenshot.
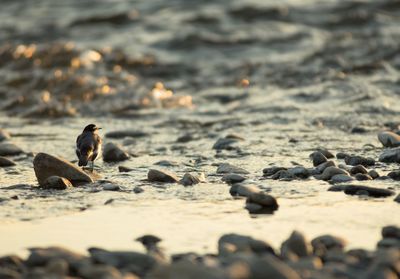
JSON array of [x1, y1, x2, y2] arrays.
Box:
[[0, 226, 398, 279]]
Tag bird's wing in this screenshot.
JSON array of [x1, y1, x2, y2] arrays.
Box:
[[76, 134, 82, 148]]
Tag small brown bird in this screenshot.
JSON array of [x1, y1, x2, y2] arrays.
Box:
[[76, 124, 102, 171]]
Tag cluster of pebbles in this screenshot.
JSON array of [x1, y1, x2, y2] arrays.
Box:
[[0, 226, 399, 279]]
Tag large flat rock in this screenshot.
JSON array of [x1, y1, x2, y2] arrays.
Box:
[[33, 153, 93, 186]]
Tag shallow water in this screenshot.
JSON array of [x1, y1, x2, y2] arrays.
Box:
[[0, 0, 400, 256]]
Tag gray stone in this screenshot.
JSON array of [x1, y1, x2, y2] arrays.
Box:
[[102, 183, 121, 191], [281, 230, 311, 259], [344, 185, 395, 197], [118, 166, 133, 172], [42, 176, 73, 190], [218, 234, 275, 255], [213, 137, 239, 150], [379, 148, 400, 163], [216, 163, 249, 174], [244, 202, 264, 214], [103, 143, 129, 162], [288, 166, 309, 179], [222, 174, 246, 184], [355, 173, 373, 181], [148, 169, 179, 183], [88, 248, 155, 275], [311, 235, 347, 254], [271, 170, 295, 180], [336, 152, 349, 159], [316, 148, 334, 159], [316, 166, 350, 181], [33, 153, 93, 187], [330, 174, 354, 183], [395, 194, 400, 203], [378, 131, 400, 147], [382, 226, 400, 239], [315, 161, 336, 174], [0, 143, 23, 156], [368, 170, 380, 179], [26, 247, 86, 267], [133, 186, 144, 194], [230, 184, 260, 197], [0, 156, 16, 167], [263, 167, 287, 177], [154, 160, 179, 167], [105, 130, 148, 139], [388, 170, 400, 181], [247, 192, 278, 209], [345, 155, 375, 167], [180, 173, 204, 186], [310, 151, 328, 167], [350, 165, 368, 175], [0, 129, 11, 141]]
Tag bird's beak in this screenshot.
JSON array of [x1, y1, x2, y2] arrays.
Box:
[[97, 127, 102, 130]]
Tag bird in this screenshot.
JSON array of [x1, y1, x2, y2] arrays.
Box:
[[76, 124, 102, 172]]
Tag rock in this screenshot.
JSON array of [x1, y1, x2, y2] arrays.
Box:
[[350, 165, 368, 175], [0, 156, 16, 167], [102, 183, 121, 191], [154, 160, 179, 167], [33, 153, 93, 186], [336, 152, 349, 159], [355, 173, 373, 181], [218, 234, 275, 255], [88, 248, 156, 276], [105, 130, 148, 139], [388, 170, 400, 180], [213, 137, 240, 150], [263, 167, 287, 177], [26, 247, 86, 267], [149, 259, 225, 279], [281, 231, 311, 259], [118, 166, 133, 172], [230, 184, 260, 197], [330, 174, 354, 183], [247, 192, 278, 210], [327, 185, 347, 192], [368, 170, 380, 179], [133, 186, 144, 194], [351, 126, 368, 133], [78, 264, 126, 279], [0, 143, 23, 156], [271, 170, 295, 180], [344, 185, 395, 197], [377, 238, 400, 249], [0, 129, 11, 141], [345, 155, 375, 166], [395, 194, 400, 203], [310, 152, 328, 167], [378, 131, 400, 147], [180, 173, 204, 186], [311, 235, 347, 254], [315, 161, 336, 174], [316, 148, 334, 158], [222, 174, 246, 184], [0, 255, 25, 274], [216, 163, 249, 174], [245, 202, 264, 214], [287, 166, 309, 179], [317, 166, 350, 181], [42, 176, 73, 190], [103, 143, 129, 162], [148, 169, 179, 183], [226, 255, 301, 279], [379, 148, 400, 163], [382, 226, 400, 239], [0, 268, 20, 279], [176, 134, 195, 143]]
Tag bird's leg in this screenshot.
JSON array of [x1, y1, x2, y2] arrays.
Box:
[[90, 161, 94, 172]]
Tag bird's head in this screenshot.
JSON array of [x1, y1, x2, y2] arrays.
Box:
[[83, 124, 102, 132]]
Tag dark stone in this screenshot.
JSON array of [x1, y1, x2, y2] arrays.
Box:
[[263, 166, 287, 177], [310, 152, 328, 167], [382, 226, 400, 239], [316, 148, 334, 159], [345, 155, 375, 167], [0, 157, 16, 167], [344, 185, 395, 197], [287, 166, 309, 179], [118, 166, 133, 172], [147, 169, 179, 183], [388, 170, 400, 181], [355, 173, 373, 181], [103, 143, 129, 163], [222, 174, 246, 184], [336, 152, 349, 159], [350, 165, 368, 175]]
